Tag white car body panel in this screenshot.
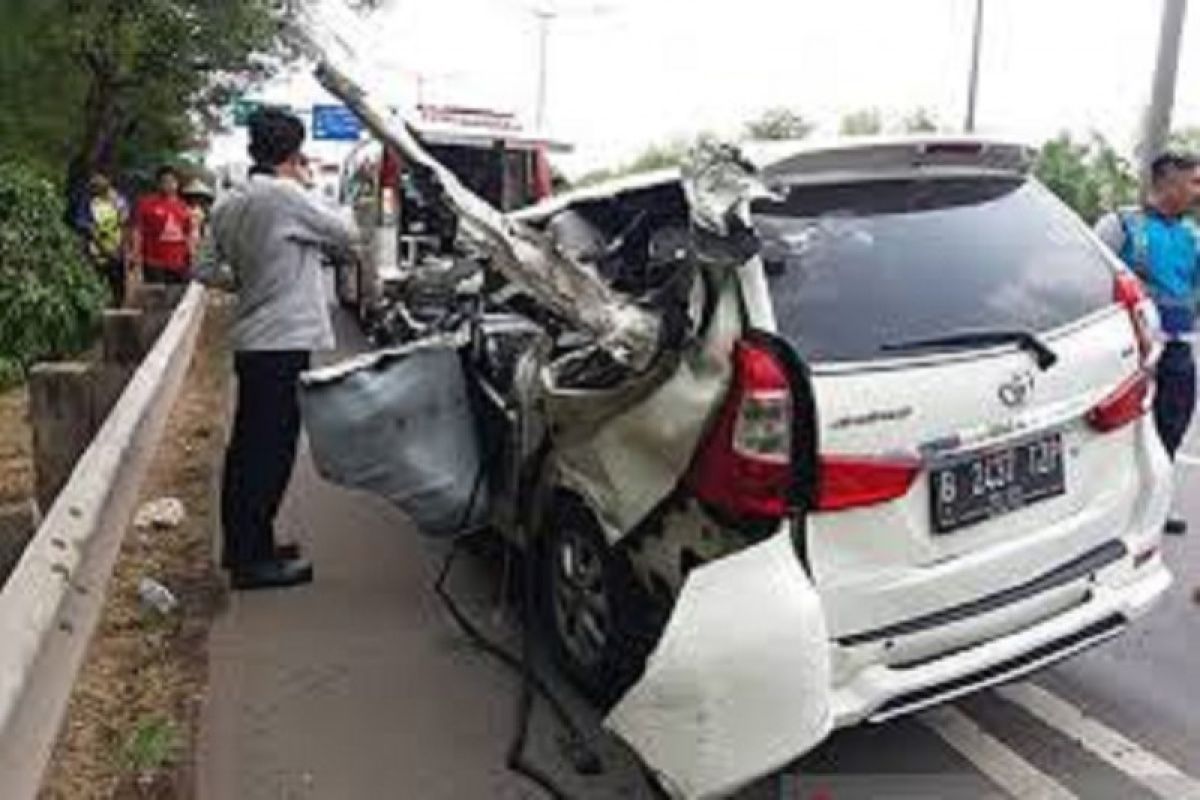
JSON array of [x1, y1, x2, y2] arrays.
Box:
[[807, 308, 1164, 638], [831, 552, 1170, 725], [605, 528, 832, 800], [547, 270, 741, 541]]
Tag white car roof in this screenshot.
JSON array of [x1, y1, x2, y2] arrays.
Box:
[[517, 135, 1036, 223], [744, 135, 1036, 183]]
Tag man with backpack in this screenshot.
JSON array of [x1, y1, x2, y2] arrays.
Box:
[[1096, 151, 1200, 536]]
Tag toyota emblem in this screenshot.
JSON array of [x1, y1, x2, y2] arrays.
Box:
[[998, 371, 1035, 408]]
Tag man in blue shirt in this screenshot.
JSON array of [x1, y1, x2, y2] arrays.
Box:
[[1096, 152, 1200, 535]]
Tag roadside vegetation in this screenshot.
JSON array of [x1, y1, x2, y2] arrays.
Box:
[[0, 161, 107, 389]]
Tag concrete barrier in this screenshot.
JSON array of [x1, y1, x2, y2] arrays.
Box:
[[0, 284, 207, 799]]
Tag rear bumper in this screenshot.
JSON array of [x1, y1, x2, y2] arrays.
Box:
[[829, 549, 1171, 726], [607, 521, 1170, 798]]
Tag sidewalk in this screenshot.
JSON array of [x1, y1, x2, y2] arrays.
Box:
[[196, 312, 654, 800]]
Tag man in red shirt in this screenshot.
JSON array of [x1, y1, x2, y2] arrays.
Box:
[[130, 165, 195, 284]]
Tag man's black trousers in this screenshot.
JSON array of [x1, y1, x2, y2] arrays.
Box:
[[221, 350, 310, 566], [1155, 341, 1196, 460]]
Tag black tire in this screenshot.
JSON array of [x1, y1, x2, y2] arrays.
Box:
[[354, 259, 372, 324], [333, 255, 355, 311], [538, 497, 653, 708]]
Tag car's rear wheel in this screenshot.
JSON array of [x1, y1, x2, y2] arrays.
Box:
[[354, 259, 372, 324], [334, 255, 357, 310], [539, 498, 651, 708]]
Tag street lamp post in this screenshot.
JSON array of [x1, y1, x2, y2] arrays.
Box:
[[964, 0, 985, 132], [526, 2, 613, 132], [535, 9, 553, 130], [1140, 0, 1189, 187]]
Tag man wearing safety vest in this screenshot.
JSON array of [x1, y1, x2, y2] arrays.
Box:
[[1096, 152, 1200, 536]]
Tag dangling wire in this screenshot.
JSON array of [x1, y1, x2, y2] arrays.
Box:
[[432, 439, 602, 799]]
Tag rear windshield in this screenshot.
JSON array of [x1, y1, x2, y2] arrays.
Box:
[[753, 177, 1115, 364]]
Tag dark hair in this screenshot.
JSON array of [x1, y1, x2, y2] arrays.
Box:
[[248, 107, 306, 169], [156, 165, 180, 182], [1150, 151, 1198, 184]]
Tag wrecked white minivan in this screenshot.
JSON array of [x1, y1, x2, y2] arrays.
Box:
[[297, 62, 1172, 799]]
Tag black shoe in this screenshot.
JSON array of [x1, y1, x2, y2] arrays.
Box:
[[221, 542, 302, 570], [230, 558, 314, 591], [1165, 517, 1188, 536]]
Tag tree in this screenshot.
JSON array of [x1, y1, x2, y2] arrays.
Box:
[[0, 160, 107, 387], [900, 108, 940, 133], [574, 133, 717, 186], [1034, 132, 1137, 223], [0, 0, 307, 200], [743, 108, 814, 141], [1169, 126, 1200, 155], [0, 2, 90, 179], [72, 2, 299, 198], [839, 108, 882, 137]]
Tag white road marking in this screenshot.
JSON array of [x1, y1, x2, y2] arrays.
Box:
[[995, 683, 1200, 800], [920, 705, 1078, 799]]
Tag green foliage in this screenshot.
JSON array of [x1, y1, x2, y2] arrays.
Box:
[[1169, 126, 1200, 155], [743, 108, 814, 141], [900, 108, 940, 133], [0, 2, 88, 178], [574, 134, 716, 187], [119, 716, 180, 776], [839, 108, 883, 137], [0, 161, 106, 387], [1034, 132, 1137, 223], [0, 0, 299, 189]]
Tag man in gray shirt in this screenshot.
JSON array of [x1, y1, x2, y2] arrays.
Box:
[[205, 108, 357, 589]]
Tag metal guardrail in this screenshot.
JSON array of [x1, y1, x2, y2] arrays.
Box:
[[0, 284, 208, 799]]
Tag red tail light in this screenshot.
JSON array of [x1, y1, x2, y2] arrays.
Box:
[[533, 146, 553, 200], [688, 340, 794, 520], [1086, 369, 1152, 432], [817, 456, 920, 511], [1114, 270, 1156, 361], [381, 147, 401, 191], [918, 141, 985, 157]]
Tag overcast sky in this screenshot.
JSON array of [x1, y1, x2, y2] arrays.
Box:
[[211, 0, 1200, 177]]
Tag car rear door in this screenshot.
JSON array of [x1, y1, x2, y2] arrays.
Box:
[[755, 175, 1164, 644]]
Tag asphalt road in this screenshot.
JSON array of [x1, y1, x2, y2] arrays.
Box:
[[197, 302, 1200, 799]]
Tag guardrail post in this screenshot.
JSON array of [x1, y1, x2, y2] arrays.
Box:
[[28, 363, 98, 512], [0, 501, 38, 582], [101, 308, 150, 367], [96, 309, 151, 426], [129, 284, 179, 342]]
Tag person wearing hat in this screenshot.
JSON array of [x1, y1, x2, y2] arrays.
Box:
[[181, 178, 216, 241], [203, 108, 357, 590]]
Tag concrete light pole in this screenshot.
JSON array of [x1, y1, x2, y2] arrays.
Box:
[[964, 0, 985, 132], [527, 2, 614, 132], [534, 8, 554, 131], [1139, 0, 1189, 187]]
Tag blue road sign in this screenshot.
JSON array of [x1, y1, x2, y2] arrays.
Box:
[[312, 105, 363, 141]]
